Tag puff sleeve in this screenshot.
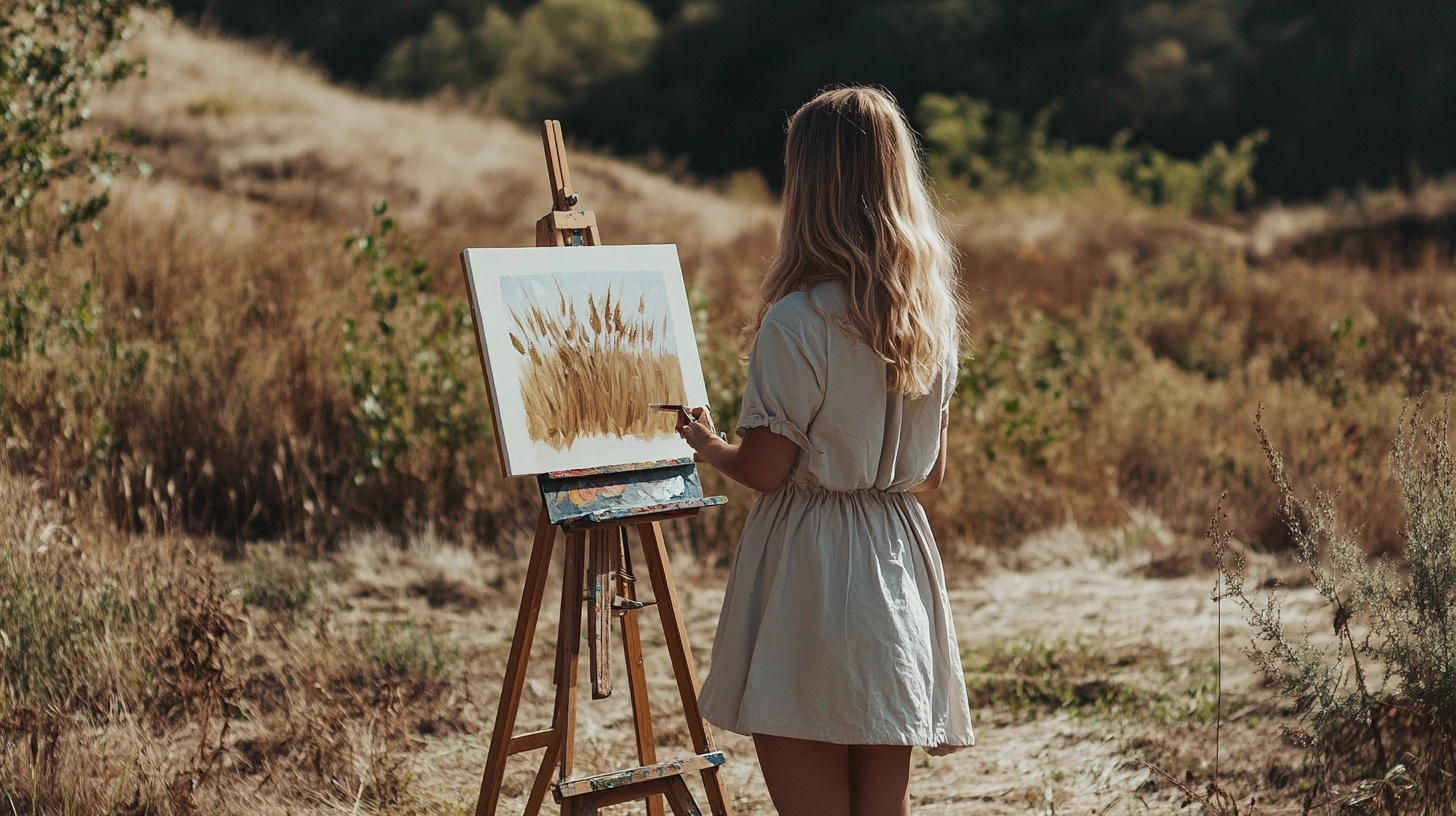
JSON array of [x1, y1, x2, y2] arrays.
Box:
[[735, 314, 826, 454]]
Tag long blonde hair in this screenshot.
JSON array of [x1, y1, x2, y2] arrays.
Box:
[[755, 86, 962, 398]]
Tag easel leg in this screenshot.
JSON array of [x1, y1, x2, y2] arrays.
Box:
[[554, 529, 588, 783], [475, 508, 558, 816], [619, 529, 665, 816], [588, 529, 615, 699], [636, 522, 735, 816]]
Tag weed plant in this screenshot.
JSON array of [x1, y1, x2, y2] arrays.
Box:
[[1208, 404, 1456, 812]]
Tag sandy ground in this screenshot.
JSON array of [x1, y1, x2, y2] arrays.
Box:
[[336, 525, 1324, 816]]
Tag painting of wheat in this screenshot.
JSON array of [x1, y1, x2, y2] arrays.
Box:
[[505, 277, 686, 449], [461, 244, 708, 476]]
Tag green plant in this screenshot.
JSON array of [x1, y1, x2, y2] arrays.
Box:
[[964, 636, 1221, 725], [1210, 404, 1456, 812], [958, 311, 1094, 468], [353, 619, 457, 686], [236, 548, 315, 620], [339, 202, 490, 515], [1, 0, 154, 259], [917, 92, 1265, 215]]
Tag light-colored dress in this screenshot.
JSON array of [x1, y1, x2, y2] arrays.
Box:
[[698, 280, 975, 751]]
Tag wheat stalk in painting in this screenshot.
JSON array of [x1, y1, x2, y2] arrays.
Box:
[[508, 283, 686, 449]]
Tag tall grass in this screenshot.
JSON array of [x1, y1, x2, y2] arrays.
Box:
[[0, 472, 470, 814]]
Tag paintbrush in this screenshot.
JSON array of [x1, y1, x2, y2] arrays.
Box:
[[652, 404, 726, 440]]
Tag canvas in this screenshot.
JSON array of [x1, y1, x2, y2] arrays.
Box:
[[461, 244, 711, 477]]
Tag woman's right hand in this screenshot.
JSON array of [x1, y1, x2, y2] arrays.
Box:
[[675, 406, 722, 457]]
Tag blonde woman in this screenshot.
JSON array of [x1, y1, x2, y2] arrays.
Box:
[[677, 86, 974, 815]]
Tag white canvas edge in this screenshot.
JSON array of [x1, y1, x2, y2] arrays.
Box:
[[461, 244, 710, 477]]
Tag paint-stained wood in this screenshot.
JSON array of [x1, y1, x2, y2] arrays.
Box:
[[561, 777, 693, 816], [539, 458, 726, 527], [555, 753, 724, 799], [587, 529, 615, 699], [549, 209, 597, 231]]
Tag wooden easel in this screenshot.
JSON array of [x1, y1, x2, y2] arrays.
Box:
[[468, 121, 734, 816]]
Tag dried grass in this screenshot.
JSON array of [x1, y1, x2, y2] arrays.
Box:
[[0, 472, 475, 814]]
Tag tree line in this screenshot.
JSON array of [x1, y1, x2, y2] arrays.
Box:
[[169, 0, 1456, 201]]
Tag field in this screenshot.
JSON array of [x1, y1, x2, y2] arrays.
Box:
[[3, 12, 1456, 815]]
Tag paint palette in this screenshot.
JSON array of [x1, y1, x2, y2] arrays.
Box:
[[539, 458, 728, 528]]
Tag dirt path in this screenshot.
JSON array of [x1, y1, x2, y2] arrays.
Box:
[[353, 529, 1323, 815]]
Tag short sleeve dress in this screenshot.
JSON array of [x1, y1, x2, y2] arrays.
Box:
[[697, 280, 975, 752]]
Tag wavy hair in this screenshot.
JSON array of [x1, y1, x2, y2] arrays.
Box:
[[754, 86, 963, 398]]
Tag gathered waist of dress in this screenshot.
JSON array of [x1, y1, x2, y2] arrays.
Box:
[[772, 477, 915, 501]]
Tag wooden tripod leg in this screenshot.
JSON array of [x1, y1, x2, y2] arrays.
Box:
[[474, 509, 558, 816], [619, 528, 665, 816], [587, 529, 615, 699], [636, 522, 735, 816], [554, 528, 588, 782]]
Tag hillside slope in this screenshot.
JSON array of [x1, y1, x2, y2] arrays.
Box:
[[93, 14, 776, 279]]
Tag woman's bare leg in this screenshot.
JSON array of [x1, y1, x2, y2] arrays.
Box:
[[848, 744, 912, 816], [753, 733, 850, 816]]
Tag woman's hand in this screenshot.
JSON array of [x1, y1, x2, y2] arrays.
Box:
[[675, 407, 725, 458], [676, 406, 799, 493]]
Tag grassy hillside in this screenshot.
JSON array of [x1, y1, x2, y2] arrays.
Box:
[[5, 12, 1456, 814], [1, 12, 1449, 558]]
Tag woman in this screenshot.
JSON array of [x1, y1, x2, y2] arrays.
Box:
[[677, 86, 974, 816]]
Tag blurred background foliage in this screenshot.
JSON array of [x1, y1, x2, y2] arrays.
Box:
[[167, 0, 1456, 200]]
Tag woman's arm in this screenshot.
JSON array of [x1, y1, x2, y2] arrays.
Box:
[[909, 409, 950, 493], [677, 409, 799, 493]]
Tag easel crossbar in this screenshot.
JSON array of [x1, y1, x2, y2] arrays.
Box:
[[556, 752, 725, 799]]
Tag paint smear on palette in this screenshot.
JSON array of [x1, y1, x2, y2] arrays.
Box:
[[501, 269, 688, 450]]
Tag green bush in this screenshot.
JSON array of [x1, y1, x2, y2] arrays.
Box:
[[236, 547, 316, 620], [916, 92, 1265, 214], [375, 12, 487, 98], [340, 202, 524, 533], [1211, 404, 1456, 812], [1, 0, 154, 259]]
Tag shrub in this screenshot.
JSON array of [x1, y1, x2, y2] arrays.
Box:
[[1210, 404, 1456, 812], [375, 12, 486, 98], [339, 202, 497, 526], [236, 547, 316, 620], [1, 0, 154, 258], [917, 92, 1265, 215]]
